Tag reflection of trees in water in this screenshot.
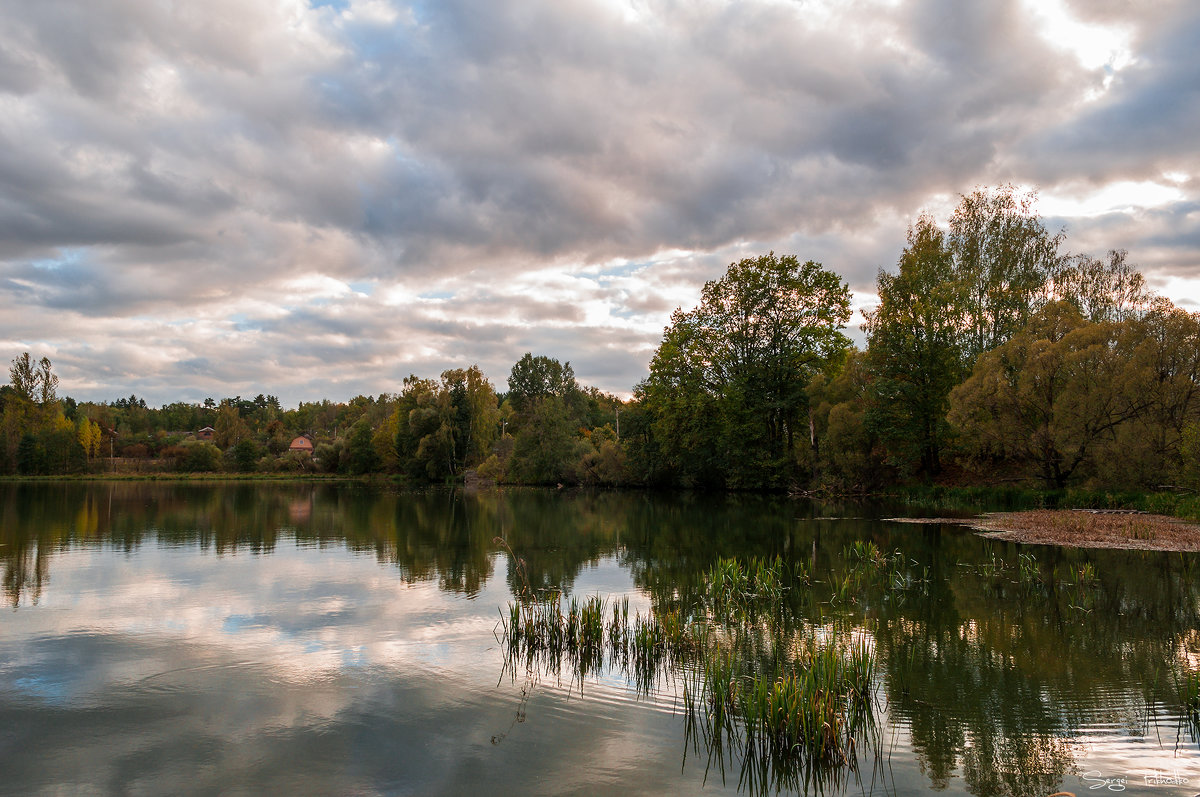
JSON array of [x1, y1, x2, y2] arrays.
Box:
[[4, 484, 1200, 793], [871, 533, 1200, 796], [0, 483, 641, 604], [0, 483, 503, 600]]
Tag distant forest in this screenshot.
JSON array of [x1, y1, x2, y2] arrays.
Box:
[[4, 185, 1200, 493]]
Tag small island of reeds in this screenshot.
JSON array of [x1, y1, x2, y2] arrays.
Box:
[[496, 550, 880, 793]]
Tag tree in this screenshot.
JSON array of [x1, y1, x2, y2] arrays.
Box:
[[506, 354, 579, 415], [1094, 302, 1200, 485], [806, 350, 889, 490], [343, 418, 380, 475], [9, 353, 37, 401], [507, 396, 582, 484], [171, 441, 222, 472], [213, 403, 250, 449], [227, 438, 261, 473], [640, 252, 851, 488], [948, 302, 1147, 487], [392, 368, 500, 481], [1054, 249, 1153, 323], [35, 357, 58, 405], [77, 417, 102, 463], [864, 215, 964, 475], [949, 185, 1065, 361], [440, 365, 501, 469]]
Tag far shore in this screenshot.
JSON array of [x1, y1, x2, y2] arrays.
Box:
[[893, 509, 1200, 553], [0, 473, 374, 483]]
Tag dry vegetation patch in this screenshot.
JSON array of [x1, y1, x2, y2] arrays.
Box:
[[970, 510, 1200, 552]]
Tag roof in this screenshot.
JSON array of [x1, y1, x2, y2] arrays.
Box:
[[289, 436, 314, 451]]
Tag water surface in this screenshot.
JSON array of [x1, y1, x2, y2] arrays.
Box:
[[2, 483, 1198, 795]]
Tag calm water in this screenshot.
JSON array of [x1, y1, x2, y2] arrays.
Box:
[[2, 482, 1199, 796]]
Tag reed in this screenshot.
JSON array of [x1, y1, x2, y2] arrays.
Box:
[[1180, 668, 1200, 715], [498, 553, 878, 787], [1074, 561, 1098, 585], [702, 555, 790, 624], [686, 632, 877, 793]]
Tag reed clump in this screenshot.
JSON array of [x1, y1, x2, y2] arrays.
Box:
[[829, 542, 928, 606], [497, 554, 878, 788], [695, 636, 875, 763], [1176, 667, 1200, 744], [1180, 668, 1200, 716]]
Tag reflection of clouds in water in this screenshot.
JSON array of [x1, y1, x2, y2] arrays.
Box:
[[1, 542, 727, 796], [4, 540, 534, 694]]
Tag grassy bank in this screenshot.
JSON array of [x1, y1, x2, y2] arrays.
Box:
[[884, 484, 1200, 522]]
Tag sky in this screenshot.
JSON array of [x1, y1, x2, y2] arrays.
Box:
[[1, 0, 1198, 407]]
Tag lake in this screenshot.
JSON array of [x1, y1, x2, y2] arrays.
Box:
[[2, 482, 1199, 795]]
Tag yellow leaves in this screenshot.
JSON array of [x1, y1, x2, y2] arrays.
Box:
[[76, 417, 103, 459]]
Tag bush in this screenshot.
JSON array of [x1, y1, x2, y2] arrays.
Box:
[[168, 441, 223, 472]]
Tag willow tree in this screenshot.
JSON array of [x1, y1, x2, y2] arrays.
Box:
[[640, 252, 851, 488], [948, 302, 1148, 488]]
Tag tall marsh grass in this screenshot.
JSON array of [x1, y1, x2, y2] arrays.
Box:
[[497, 554, 879, 789]]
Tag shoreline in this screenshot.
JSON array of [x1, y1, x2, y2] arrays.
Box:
[[894, 510, 1200, 553]]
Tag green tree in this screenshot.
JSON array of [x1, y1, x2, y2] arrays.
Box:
[[393, 368, 500, 481], [9, 353, 37, 401], [440, 365, 501, 469], [171, 441, 223, 472], [344, 418, 381, 475], [864, 215, 964, 475], [213, 403, 251, 449], [507, 397, 581, 484], [394, 376, 441, 477], [35, 357, 58, 405], [227, 438, 261, 473], [506, 354, 578, 414], [640, 252, 851, 488], [806, 350, 889, 490]]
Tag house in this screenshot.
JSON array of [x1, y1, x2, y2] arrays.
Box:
[[289, 436, 314, 455], [197, 426, 215, 441]]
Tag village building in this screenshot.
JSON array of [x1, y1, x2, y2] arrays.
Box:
[[289, 436, 314, 455]]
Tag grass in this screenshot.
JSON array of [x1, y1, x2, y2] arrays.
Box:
[[497, 553, 879, 790], [684, 630, 877, 795], [827, 542, 928, 607], [1176, 667, 1200, 744], [1180, 668, 1200, 716], [888, 485, 1200, 523], [972, 509, 1200, 551]]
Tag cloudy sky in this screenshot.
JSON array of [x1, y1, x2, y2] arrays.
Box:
[[2, 0, 1198, 406]]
